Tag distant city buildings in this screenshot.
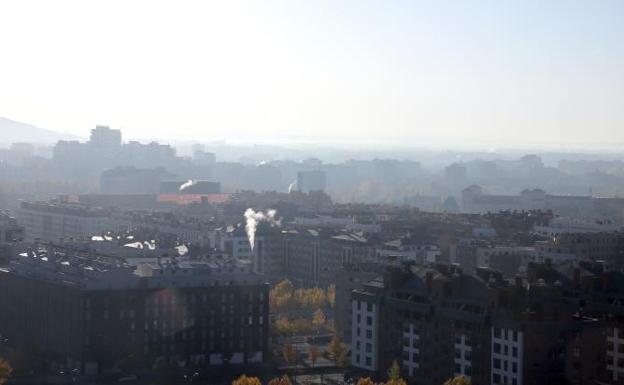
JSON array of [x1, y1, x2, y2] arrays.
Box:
[[296, 170, 327, 193], [17, 201, 127, 242]]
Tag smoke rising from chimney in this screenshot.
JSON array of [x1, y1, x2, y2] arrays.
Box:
[[179, 179, 195, 192], [244, 208, 280, 251]]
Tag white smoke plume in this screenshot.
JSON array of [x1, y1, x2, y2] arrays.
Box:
[[287, 180, 297, 193], [179, 179, 195, 192], [244, 208, 281, 251]]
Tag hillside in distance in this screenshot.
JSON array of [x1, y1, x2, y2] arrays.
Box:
[[0, 117, 77, 144]]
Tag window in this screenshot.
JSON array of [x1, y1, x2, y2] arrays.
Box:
[[512, 346, 518, 357], [494, 328, 501, 338], [367, 302, 373, 312], [512, 362, 517, 373], [366, 329, 373, 339], [366, 357, 372, 366], [366, 343, 372, 353], [366, 316, 373, 326], [357, 327, 361, 337], [512, 330, 518, 342], [356, 354, 360, 364], [494, 358, 501, 369], [494, 343, 501, 354], [493, 373, 501, 384]]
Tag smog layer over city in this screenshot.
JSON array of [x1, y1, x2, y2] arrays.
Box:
[[1, 1, 624, 385]]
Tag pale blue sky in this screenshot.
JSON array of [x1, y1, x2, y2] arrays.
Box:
[[0, 0, 622, 147]]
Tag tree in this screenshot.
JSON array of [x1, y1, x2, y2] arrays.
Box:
[[268, 375, 292, 385], [0, 358, 12, 385], [232, 375, 262, 385], [282, 344, 298, 383], [386, 360, 406, 385], [356, 378, 379, 385], [275, 317, 294, 336], [327, 284, 336, 308], [308, 344, 322, 384], [308, 345, 320, 368], [270, 279, 294, 311], [312, 308, 326, 333], [443, 376, 471, 385], [282, 344, 298, 367], [326, 336, 346, 361]]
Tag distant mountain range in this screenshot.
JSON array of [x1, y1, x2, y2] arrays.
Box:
[[0, 117, 78, 144]]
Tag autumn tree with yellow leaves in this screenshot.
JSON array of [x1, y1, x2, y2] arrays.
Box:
[[443, 375, 471, 385], [0, 358, 12, 385], [232, 375, 262, 385], [268, 375, 292, 385]]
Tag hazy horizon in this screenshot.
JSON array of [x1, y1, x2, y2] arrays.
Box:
[[1, 0, 623, 148]]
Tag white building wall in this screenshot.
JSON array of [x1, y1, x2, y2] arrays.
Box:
[[491, 327, 523, 385], [454, 334, 472, 380], [402, 323, 420, 377], [607, 327, 624, 381], [351, 299, 379, 371]]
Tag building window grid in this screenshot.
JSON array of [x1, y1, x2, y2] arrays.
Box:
[[491, 327, 522, 385], [453, 334, 472, 380], [607, 327, 624, 381], [352, 299, 376, 370], [402, 323, 420, 377]]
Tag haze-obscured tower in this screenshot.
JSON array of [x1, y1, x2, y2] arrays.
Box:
[[89, 125, 122, 150], [297, 170, 327, 193]]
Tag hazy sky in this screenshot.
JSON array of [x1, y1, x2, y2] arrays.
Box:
[[1, 0, 623, 147]]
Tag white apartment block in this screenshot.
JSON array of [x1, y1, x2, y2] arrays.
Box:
[[402, 323, 420, 377], [18, 204, 127, 242], [351, 299, 379, 371], [454, 334, 473, 380], [491, 327, 523, 385], [607, 327, 624, 381]]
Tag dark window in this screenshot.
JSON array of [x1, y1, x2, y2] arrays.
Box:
[[494, 358, 501, 369], [494, 343, 501, 353]]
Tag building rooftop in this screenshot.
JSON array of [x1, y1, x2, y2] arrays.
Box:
[[2, 247, 263, 291]]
